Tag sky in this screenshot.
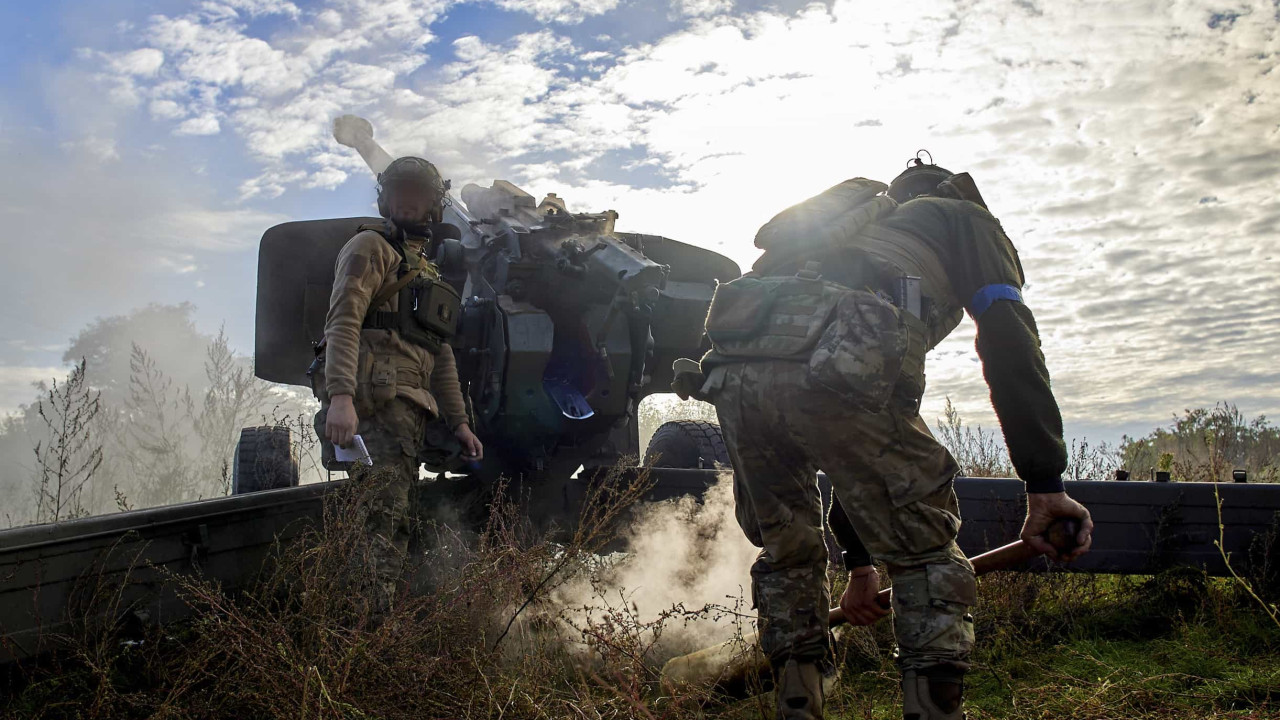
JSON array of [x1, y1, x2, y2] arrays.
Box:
[[0, 0, 1277, 447]]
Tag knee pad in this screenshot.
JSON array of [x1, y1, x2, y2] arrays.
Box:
[[902, 667, 965, 720], [890, 560, 976, 668]]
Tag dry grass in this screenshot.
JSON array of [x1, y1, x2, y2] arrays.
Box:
[[1, 464, 738, 719], [4, 464, 1280, 719]]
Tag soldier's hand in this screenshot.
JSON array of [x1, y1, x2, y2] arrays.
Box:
[[1022, 491, 1093, 562], [839, 566, 889, 626], [326, 394, 359, 448], [455, 423, 484, 461]]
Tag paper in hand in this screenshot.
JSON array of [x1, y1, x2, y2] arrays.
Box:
[[335, 434, 373, 466]]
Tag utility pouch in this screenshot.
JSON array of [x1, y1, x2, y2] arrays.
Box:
[[411, 278, 461, 340], [705, 273, 845, 360], [308, 339, 329, 403], [395, 277, 461, 352], [806, 290, 910, 412], [897, 312, 929, 401], [370, 354, 397, 405]]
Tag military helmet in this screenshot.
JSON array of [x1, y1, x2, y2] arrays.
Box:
[[377, 156, 451, 223], [887, 150, 953, 204]]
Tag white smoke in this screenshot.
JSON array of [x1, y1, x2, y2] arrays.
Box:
[[554, 471, 761, 659]]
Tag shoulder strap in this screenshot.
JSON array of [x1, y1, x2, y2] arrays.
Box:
[[356, 221, 408, 311], [367, 265, 417, 312], [356, 221, 447, 313], [354, 222, 407, 311], [357, 221, 406, 259]]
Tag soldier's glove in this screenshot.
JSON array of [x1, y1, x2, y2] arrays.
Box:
[[671, 358, 709, 402]]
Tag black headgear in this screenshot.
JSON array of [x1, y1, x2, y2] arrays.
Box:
[[376, 156, 451, 223], [887, 150, 953, 204]]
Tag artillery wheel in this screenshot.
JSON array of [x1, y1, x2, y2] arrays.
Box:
[[232, 426, 300, 494], [644, 420, 730, 469]]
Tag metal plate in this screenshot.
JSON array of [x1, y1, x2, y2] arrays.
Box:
[[255, 217, 381, 387]]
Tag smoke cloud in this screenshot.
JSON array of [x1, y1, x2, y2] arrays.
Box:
[[555, 471, 761, 659], [0, 303, 321, 526]]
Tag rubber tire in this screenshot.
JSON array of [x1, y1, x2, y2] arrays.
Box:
[[644, 420, 730, 469], [232, 426, 300, 495]]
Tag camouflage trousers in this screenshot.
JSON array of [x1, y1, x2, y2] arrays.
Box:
[[316, 397, 426, 608], [711, 361, 975, 674]]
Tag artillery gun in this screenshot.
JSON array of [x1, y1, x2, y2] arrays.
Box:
[[236, 115, 740, 512]]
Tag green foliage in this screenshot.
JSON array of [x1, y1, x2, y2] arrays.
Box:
[[1120, 403, 1280, 483], [5, 471, 1280, 719], [118, 332, 274, 506], [826, 572, 1280, 719], [934, 397, 1015, 478]]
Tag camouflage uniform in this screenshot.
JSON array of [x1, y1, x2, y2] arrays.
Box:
[[314, 397, 427, 594], [696, 176, 1069, 717], [709, 361, 973, 673], [313, 221, 469, 605]]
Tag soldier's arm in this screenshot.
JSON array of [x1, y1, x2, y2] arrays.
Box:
[[429, 343, 470, 430], [324, 233, 386, 398], [972, 301, 1067, 492], [946, 202, 1067, 493]]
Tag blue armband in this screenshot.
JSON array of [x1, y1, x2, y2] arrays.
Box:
[[968, 284, 1023, 319]]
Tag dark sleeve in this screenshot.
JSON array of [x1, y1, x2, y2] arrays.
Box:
[[884, 199, 1067, 492], [926, 199, 1066, 493], [973, 300, 1067, 493], [828, 496, 873, 569]]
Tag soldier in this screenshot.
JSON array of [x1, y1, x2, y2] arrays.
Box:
[[675, 156, 1093, 719], [313, 156, 483, 609]]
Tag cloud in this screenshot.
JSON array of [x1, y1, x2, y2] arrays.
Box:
[[174, 114, 222, 135], [217, 0, 303, 18], [0, 366, 67, 417], [490, 0, 621, 24], [0, 125, 288, 365], [110, 48, 165, 76], [149, 99, 187, 120], [85, 0, 452, 195], [29, 0, 1280, 443], [669, 0, 734, 18]]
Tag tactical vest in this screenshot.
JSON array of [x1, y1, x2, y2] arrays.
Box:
[[703, 264, 922, 412], [703, 178, 968, 408], [752, 178, 965, 352], [358, 222, 461, 353]]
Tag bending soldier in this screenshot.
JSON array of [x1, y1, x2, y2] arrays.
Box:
[[312, 156, 484, 609], [677, 156, 1093, 719]]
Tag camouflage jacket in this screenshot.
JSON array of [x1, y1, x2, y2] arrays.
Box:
[[706, 195, 1067, 494]]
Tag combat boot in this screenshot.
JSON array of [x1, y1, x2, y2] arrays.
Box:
[[902, 669, 965, 720], [774, 659, 824, 719]]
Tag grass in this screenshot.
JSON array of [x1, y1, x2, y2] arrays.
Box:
[[819, 570, 1280, 719], [3, 470, 1280, 719]]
